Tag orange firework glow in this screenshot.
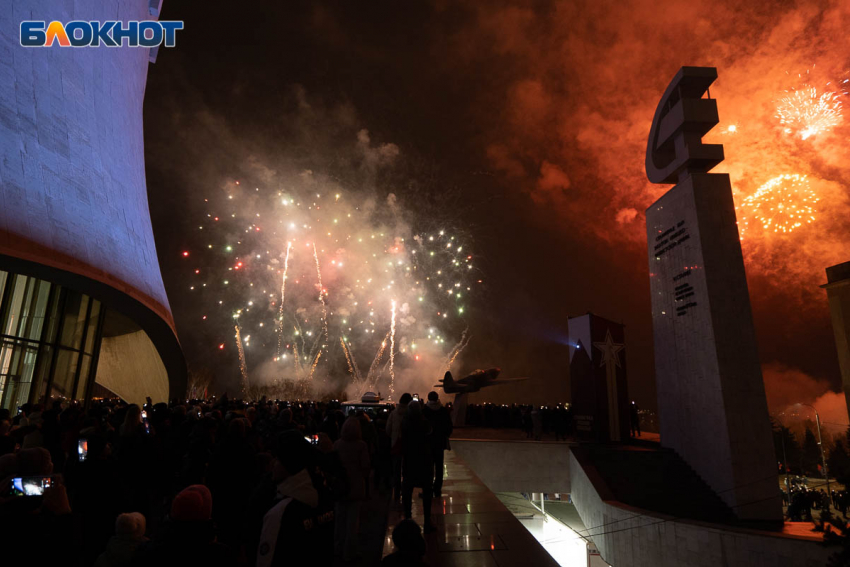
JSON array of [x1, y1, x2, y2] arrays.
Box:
[[775, 86, 844, 140], [737, 174, 819, 239]]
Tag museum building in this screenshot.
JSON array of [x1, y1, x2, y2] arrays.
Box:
[[0, 0, 185, 410]]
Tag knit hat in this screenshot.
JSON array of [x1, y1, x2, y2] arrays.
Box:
[[171, 484, 213, 521], [115, 512, 147, 538]]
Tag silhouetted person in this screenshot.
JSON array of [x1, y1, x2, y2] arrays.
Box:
[[94, 512, 148, 567], [0, 448, 79, 563], [333, 417, 370, 561], [401, 401, 435, 533], [251, 431, 333, 566], [386, 393, 411, 500], [630, 401, 641, 437], [422, 391, 453, 498], [134, 484, 235, 566], [206, 417, 258, 548], [382, 519, 428, 566], [531, 407, 542, 441]]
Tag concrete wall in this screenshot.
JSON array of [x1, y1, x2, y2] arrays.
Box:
[[96, 330, 169, 405], [451, 439, 571, 493], [0, 1, 186, 397], [824, 262, 850, 418], [0, 1, 172, 322], [570, 451, 831, 567]]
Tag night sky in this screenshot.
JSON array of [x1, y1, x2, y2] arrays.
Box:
[[143, 1, 850, 418]]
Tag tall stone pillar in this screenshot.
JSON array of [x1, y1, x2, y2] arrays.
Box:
[[822, 261, 850, 417], [645, 67, 781, 521]]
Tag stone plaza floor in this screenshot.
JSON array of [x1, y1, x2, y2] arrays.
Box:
[[384, 450, 565, 566]]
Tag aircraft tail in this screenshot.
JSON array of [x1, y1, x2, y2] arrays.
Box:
[[434, 371, 455, 389], [440, 371, 454, 388]]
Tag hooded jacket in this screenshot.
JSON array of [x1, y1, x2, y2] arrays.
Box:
[[386, 403, 408, 448], [423, 400, 453, 451], [256, 468, 333, 567], [333, 418, 370, 501]]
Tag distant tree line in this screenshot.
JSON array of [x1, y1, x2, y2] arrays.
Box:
[[772, 418, 850, 485]]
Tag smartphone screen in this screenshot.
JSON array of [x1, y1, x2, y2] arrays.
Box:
[[10, 476, 54, 496], [78, 439, 88, 462]]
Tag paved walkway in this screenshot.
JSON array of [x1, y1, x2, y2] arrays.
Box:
[[383, 450, 560, 566]]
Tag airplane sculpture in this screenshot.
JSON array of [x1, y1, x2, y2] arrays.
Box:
[[434, 367, 528, 394]]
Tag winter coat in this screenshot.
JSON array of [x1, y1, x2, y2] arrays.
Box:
[[422, 401, 453, 451], [255, 468, 334, 567], [401, 413, 433, 486], [386, 404, 408, 448], [333, 419, 370, 501], [93, 534, 147, 567]]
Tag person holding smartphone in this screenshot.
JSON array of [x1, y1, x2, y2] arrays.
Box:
[[0, 448, 77, 563]]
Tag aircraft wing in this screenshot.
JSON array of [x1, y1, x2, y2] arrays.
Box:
[[479, 377, 529, 387]]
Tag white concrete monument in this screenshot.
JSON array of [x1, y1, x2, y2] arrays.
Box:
[[645, 67, 781, 521], [822, 261, 850, 419]]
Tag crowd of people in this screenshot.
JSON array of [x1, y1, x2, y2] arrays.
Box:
[[783, 476, 850, 522], [462, 403, 572, 440], [0, 390, 453, 566]]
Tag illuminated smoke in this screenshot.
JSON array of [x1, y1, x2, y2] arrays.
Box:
[[189, 183, 478, 396]]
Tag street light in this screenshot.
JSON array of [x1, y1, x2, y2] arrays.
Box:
[[773, 413, 791, 501], [797, 403, 830, 499]]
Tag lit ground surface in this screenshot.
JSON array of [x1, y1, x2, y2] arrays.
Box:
[[495, 494, 593, 567], [384, 451, 561, 566], [450, 427, 570, 442], [451, 427, 660, 444]]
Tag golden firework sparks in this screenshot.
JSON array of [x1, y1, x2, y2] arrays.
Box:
[[737, 174, 819, 239]]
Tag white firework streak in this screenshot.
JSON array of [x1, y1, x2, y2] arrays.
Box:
[[389, 300, 396, 401], [276, 242, 292, 358], [308, 350, 322, 381], [340, 337, 363, 382], [445, 328, 471, 371], [313, 242, 329, 344], [367, 331, 391, 388]]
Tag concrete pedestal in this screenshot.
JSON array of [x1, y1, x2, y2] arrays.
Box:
[[452, 393, 469, 427], [822, 262, 850, 418], [646, 172, 780, 521]]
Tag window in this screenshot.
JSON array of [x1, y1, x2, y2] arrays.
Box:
[[0, 270, 104, 410]]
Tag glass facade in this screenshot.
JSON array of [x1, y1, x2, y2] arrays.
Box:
[[0, 270, 105, 411]]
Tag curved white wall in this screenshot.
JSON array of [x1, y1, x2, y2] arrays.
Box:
[[0, 1, 186, 398], [0, 0, 171, 323]]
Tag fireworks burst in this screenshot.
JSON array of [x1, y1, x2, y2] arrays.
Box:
[[235, 324, 249, 393], [775, 85, 844, 140], [737, 174, 819, 239], [190, 181, 480, 398]]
